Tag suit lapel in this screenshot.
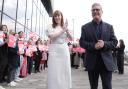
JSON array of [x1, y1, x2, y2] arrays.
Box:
[[101, 22, 107, 40], [90, 23, 98, 41]]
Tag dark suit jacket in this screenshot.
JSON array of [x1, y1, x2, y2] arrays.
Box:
[[80, 21, 118, 71]]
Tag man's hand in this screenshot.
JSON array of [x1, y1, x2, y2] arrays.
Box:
[[95, 40, 104, 50], [98, 40, 104, 48]]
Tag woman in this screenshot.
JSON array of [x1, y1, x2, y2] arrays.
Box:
[[117, 39, 125, 74], [33, 39, 42, 73], [7, 32, 20, 86], [0, 24, 8, 89], [46, 10, 72, 89]]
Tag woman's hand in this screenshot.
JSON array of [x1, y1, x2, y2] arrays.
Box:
[[63, 19, 68, 32]]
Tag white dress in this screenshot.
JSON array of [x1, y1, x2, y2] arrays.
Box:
[[46, 26, 72, 89]]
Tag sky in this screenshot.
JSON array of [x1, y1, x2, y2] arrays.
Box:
[[53, 0, 128, 50]]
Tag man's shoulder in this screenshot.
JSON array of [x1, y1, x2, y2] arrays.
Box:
[[82, 21, 112, 28], [82, 22, 92, 28], [102, 21, 112, 27]]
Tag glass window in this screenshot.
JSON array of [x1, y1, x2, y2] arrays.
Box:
[[26, 29, 31, 40], [33, 0, 37, 6], [43, 12, 50, 40], [40, 3, 44, 14], [38, 0, 41, 11], [0, 0, 2, 10], [16, 23, 24, 33], [0, 12, 1, 23], [42, 12, 45, 30], [2, 15, 15, 31], [43, 12, 47, 30], [42, 13, 45, 39], [32, 4, 36, 32], [37, 0, 41, 36], [26, 0, 32, 30], [40, 15, 43, 38], [17, 0, 26, 24], [3, 0, 17, 19], [36, 10, 40, 35]]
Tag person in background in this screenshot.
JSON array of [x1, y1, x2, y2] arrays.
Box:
[[42, 40, 48, 70], [80, 3, 118, 89], [7, 32, 20, 86], [33, 39, 42, 73], [14, 31, 24, 82], [116, 39, 125, 74], [46, 10, 72, 89], [72, 44, 80, 69], [0, 24, 8, 89], [26, 39, 34, 75]]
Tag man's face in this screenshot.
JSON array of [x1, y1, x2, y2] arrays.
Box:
[[91, 5, 103, 21]]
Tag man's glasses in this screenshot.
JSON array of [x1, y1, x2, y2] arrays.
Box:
[[92, 9, 100, 12]]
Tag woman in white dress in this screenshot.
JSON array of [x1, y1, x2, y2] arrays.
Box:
[[46, 10, 72, 89]]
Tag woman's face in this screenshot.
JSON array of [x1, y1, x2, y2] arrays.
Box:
[[28, 40, 32, 45], [54, 14, 62, 25], [2, 25, 8, 33], [19, 32, 23, 37], [37, 40, 41, 45]]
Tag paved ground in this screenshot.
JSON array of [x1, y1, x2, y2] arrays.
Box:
[[1, 66, 128, 89]]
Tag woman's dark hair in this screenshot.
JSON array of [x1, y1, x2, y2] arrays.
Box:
[[0, 24, 8, 32], [18, 31, 23, 34], [119, 39, 125, 47], [35, 39, 40, 45]]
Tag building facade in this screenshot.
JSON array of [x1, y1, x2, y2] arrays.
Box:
[[0, 0, 53, 39]]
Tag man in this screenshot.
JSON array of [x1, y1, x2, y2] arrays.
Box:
[[80, 3, 118, 89]]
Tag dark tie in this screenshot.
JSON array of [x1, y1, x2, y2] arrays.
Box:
[[96, 24, 101, 40]]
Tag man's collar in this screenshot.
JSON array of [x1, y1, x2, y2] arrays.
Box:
[[92, 20, 102, 25]]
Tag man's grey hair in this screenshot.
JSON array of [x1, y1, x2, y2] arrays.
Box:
[[92, 3, 102, 10]]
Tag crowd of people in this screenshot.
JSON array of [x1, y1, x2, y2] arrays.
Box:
[[0, 24, 49, 89]]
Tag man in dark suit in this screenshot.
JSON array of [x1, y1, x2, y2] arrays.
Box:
[[80, 3, 118, 89]]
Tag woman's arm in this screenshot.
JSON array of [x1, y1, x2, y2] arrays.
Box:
[[48, 29, 65, 40]]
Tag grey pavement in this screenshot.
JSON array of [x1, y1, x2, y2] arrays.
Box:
[[2, 66, 128, 89]]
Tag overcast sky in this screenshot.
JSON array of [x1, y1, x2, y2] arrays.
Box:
[[53, 0, 128, 50]]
